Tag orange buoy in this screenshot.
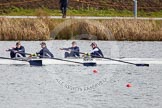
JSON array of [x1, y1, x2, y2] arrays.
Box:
[[93, 69, 98, 73], [126, 83, 132, 88]]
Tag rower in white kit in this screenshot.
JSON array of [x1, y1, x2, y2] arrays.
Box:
[[90, 42, 104, 58], [83, 42, 104, 60]]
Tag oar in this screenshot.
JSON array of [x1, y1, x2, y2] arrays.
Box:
[[50, 57, 96, 66], [94, 55, 149, 67], [0, 56, 27, 61], [72, 51, 149, 67]]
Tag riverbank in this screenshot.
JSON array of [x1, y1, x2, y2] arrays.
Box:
[[1, 8, 162, 17], [0, 17, 162, 41]]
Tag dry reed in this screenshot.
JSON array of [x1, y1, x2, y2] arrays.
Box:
[[102, 19, 162, 41], [0, 17, 162, 41], [0, 18, 50, 40], [51, 19, 162, 41]]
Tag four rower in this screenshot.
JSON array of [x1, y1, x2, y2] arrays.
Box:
[[4, 42, 149, 67], [60, 41, 80, 58], [7, 41, 26, 58], [6, 41, 104, 59]]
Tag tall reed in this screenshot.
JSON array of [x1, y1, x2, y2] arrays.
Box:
[[50, 19, 162, 41], [0, 17, 162, 41], [0, 18, 50, 40]]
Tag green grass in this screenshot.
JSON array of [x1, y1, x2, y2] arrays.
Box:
[[1, 7, 162, 17]]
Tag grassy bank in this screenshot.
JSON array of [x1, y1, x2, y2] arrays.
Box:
[[1, 8, 162, 17], [0, 17, 162, 41]]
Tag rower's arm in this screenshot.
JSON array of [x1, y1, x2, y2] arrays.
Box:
[[75, 47, 79, 51], [75, 47, 80, 57], [37, 48, 54, 58], [61, 47, 72, 51], [6, 48, 17, 52], [45, 49, 54, 58], [36, 49, 42, 55], [17, 46, 25, 53]]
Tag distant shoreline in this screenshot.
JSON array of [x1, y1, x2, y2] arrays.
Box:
[[1, 8, 162, 17], [1, 16, 162, 20]]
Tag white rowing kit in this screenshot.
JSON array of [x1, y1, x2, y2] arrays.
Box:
[[0, 57, 162, 65]]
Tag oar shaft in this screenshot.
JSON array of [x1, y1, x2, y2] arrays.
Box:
[[0, 57, 28, 62], [38, 55, 83, 65], [72, 51, 149, 67], [52, 57, 83, 64], [102, 57, 136, 65]]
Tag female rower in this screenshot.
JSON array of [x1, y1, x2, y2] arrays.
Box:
[[90, 42, 104, 58]]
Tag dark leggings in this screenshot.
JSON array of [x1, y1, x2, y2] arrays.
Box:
[[10, 51, 25, 58], [65, 52, 77, 58], [60, 4, 67, 15], [10, 51, 16, 58]]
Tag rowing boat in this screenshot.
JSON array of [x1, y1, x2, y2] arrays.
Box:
[[0, 58, 162, 65]]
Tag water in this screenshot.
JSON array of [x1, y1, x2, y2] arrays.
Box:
[[0, 41, 162, 108]]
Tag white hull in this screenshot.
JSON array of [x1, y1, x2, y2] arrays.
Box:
[[0, 58, 162, 65]]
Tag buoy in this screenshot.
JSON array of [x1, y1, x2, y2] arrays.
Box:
[[93, 69, 98, 73], [126, 83, 132, 88]]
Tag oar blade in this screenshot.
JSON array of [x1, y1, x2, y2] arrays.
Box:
[[29, 60, 43, 66], [135, 64, 149, 67], [83, 62, 97, 66]]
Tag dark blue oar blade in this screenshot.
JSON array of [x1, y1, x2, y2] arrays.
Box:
[[135, 64, 149, 67], [29, 60, 43, 66], [83, 62, 97, 66]]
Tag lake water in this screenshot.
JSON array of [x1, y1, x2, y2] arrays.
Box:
[[0, 41, 162, 108]]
